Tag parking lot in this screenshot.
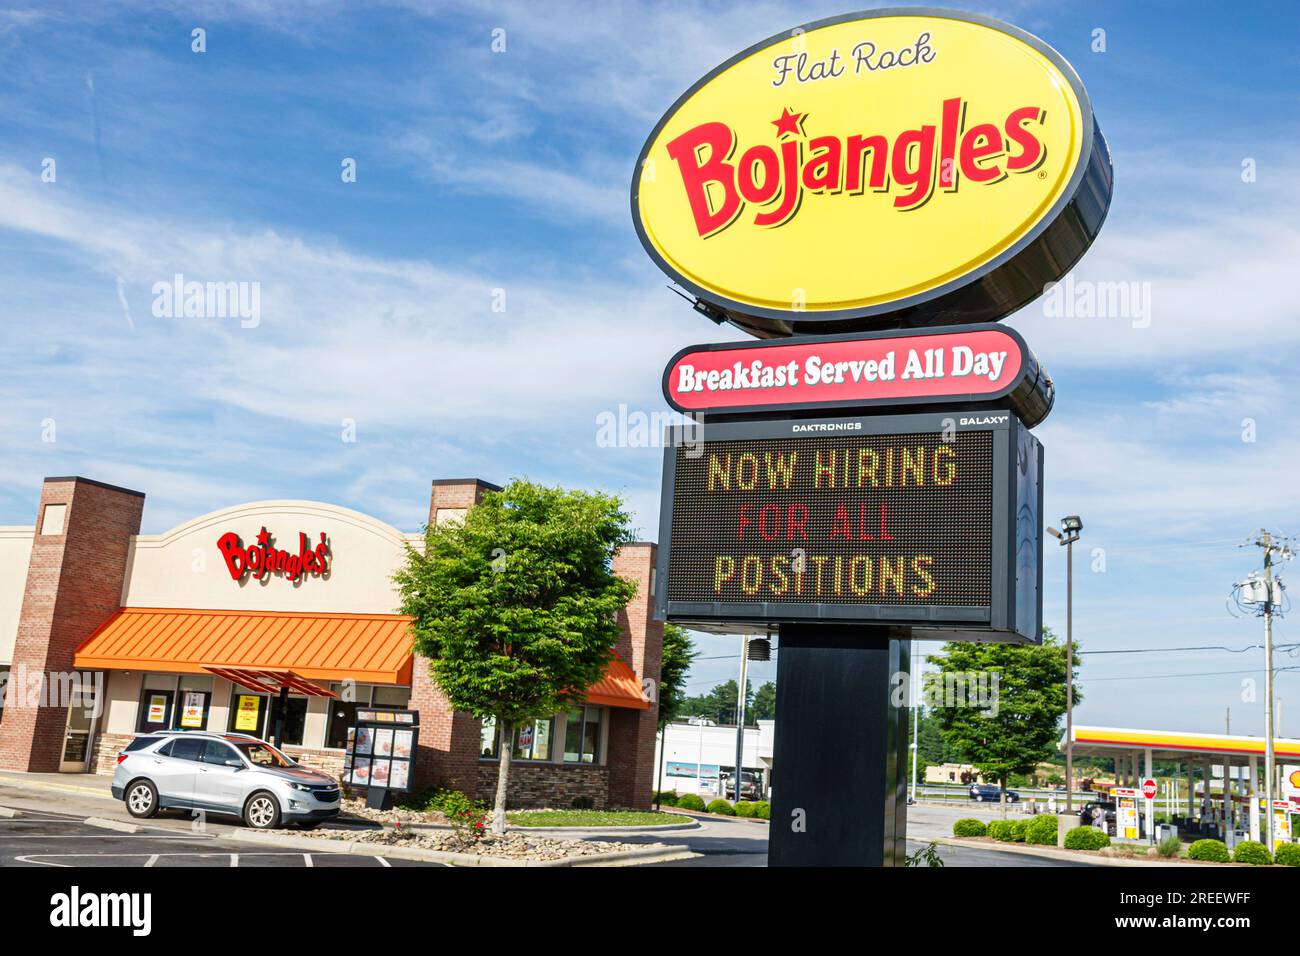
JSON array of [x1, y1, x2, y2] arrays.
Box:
[[0, 786, 441, 868]]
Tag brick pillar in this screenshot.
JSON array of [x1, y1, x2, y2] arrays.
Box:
[[411, 478, 502, 793], [409, 655, 480, 794], [428, 478, 501, 528], [0, 477, 144, 772], [606, 542, 663, 809]]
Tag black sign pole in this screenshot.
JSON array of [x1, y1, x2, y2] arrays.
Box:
[[768, 623, 909, 866]]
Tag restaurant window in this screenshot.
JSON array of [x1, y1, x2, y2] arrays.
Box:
[[228, 692, 268, 738], [137, 675, 176, 733], [325, 683, 411, 750], [479, 716, 554, 761], [173, 675, 213, 731], [563, 706, 604, 764], [269, 695, 309, 747]]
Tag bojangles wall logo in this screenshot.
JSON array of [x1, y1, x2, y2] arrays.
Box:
[[217, 526, 331, 583], [667, 100, 1046, 236]]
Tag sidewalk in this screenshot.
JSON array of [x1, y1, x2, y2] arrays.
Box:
[[0, 769, 114, 799]]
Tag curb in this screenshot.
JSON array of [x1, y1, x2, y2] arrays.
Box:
[[396, 819, 701, 836], [84, 816, 143, 834], [226, 829, 697, 867], [933, 836, 1194, 867], [0, 806, 20, 818]]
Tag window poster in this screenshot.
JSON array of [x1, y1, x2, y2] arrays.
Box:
[[180, 691, 206, 729], [234, 695, 260, 731], [355, 726, 373, 756], [371, 759, 390, 787], [146, 694, 168, 724], [393, 729, 413, 759], [389, 759, 409, 791], [352, 757, 371, 786], [374, 728, 394, 757]]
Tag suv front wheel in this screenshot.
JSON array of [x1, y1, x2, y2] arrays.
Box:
[[243, 791, 282, 830], [125, 780, 159, 819]]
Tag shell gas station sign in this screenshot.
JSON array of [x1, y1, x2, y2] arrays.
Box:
[[632, 8, 1111, 337]]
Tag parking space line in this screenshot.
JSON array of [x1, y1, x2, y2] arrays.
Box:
[[376, 855, 390, 867], [230, 853, 238, 867], [144, 854, 158, 867], [303, 853, 313, 867]]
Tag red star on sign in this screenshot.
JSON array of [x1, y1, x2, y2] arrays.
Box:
[[772, 107, 804, 138], [256, 526, 271, 547]]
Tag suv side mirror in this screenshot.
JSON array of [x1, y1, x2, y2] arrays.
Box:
[[224, 758, 244, 769]]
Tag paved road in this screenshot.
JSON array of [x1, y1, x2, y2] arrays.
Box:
[[0, 784, 439, 868], [588, 812, 1096, 867], [0, 781, 1093, 867]]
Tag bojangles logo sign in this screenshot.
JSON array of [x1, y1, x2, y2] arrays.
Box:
[[669, 97, 1046, 235], [217, 527, 331, 583], [631, 10, 1112, 337]]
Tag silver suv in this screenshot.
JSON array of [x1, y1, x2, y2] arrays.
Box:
[[112, 731, 341, 829]]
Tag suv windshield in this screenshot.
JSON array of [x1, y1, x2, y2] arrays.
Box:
[[234, 741, 294, 768]]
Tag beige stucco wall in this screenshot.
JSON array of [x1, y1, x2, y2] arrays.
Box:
[[121, 501, 424, 614], [0, 527, 35, 665]]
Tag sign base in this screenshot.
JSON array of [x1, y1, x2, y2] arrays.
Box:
[[768, 624, 910, 866], [366, 787, 393, 811]]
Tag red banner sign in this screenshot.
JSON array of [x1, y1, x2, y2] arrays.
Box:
[[663, 326, 1036, 417], [217, 527, 330, 583]]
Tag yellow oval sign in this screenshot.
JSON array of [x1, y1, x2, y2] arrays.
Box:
[[632, 9, 1112, 337]]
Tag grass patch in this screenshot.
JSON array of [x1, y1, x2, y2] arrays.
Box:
[[505, 809, 691, 828]]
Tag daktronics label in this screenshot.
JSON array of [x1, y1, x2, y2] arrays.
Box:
[[666, 431, 993, 606], [631, 10, 1112, 336]]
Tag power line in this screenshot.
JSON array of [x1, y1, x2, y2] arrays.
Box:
[[1082, 642, 1300, 656]]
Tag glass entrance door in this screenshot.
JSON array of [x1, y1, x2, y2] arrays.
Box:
[[58, 677, 99, 772]]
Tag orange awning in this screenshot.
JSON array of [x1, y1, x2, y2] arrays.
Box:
[[587, 655, 652, 710], [73, 608, 414, 686], [204, 666, 337, 698]]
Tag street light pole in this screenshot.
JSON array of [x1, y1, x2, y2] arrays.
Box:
[[735, 634, 750, 803], [1048, 516, 1083, 816]]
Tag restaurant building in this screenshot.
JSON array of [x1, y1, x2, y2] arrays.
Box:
[[0, 476, 662, 810]]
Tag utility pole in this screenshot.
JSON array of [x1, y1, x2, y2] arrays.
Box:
[[910, 664, 920, 805], [1240, 530, 1292, 853], [1048, 516, 1083, 814], [1226, 707, 1231, 735]]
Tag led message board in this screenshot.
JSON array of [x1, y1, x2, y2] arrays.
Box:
[[654, 410, 1042, 642]]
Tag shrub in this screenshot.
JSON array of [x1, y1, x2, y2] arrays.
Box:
[[1188, 839, 1230, 863], [733, 800, 757, 817], [952, 818, 988, 838], [987, 820, 1017, 842], [675, 793, 706, 812], [653, 791, 679, 807], [1064, 826, 1111, 850], [1156, 835, 1182, 858], [1009, 820, 1027, 842], [707, 798, 737, 816], [1273, 843, 1300, 867], [1024, 814, 1058, 846], [753, 801, 770, 820], [1232, 841, 1273, 865], [425, 789, 488, 841]]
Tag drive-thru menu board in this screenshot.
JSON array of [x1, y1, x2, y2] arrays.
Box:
[[344, 708, 418, 794], [655, 411, 1043, 642]]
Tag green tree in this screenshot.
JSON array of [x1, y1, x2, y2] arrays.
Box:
[[679, 679, 761, 724], [394, 479, 637, 834], [917, 708, 947, 765], [657, 624, 697, 727], [927, 628, 1079, 815], [751, 681, 776, 722]]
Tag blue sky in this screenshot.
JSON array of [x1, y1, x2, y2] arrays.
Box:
[[1, 1, 1298, 739]]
